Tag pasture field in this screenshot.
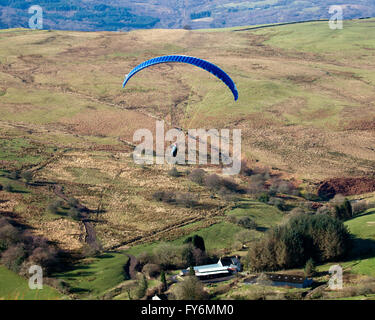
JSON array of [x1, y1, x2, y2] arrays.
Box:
[[0, 266, 65, 300], [54, 253, 128, 299], [316, 210, 375, 278], [0, 20, 374, 180]]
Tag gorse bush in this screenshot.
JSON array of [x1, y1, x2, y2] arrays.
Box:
[[188, 169, 206, 185], [333, 199, 352, 221], [168, 167, 180, 177], [172, 276, 207, 300], [67, 197, 79, 208], [68, 207, 81, 221], [47, 199, 63, 214], [304, 258, 316, 277], [246, 214, 351, 271], [20, 171, 33, 184], [204, 174, 240, 195], [152, 191, 198, 207], [236, 216, 257, 230]]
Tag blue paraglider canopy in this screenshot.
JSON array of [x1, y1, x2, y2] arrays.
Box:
[[122, 55, 238, 101]]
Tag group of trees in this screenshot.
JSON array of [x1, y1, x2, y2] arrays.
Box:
[[133, 235, 209, 300], [152, 191, 198, 208], [315, 194, 354, 221], [228, 215, 257, 230], [245, 214, 351, 271], [188, 169, 241, 196], [0, 217, 59, 276], [47, 197, 82, 221], [137, 236, 208, 272], [0, 170, 35, 193]]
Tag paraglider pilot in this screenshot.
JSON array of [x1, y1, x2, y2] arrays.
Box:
[[171, 143, 178, 158]]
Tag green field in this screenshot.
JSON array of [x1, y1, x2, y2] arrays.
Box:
[[55, 253, 129, 299], [316, 210, 375, 277], [344, 210, 375, 277], [0, 266, 65, 300]]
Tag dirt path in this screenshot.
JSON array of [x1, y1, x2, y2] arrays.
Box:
[[53, 185, 101, 252]]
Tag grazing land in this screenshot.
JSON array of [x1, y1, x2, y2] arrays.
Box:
[[0, 19, 375, 300]]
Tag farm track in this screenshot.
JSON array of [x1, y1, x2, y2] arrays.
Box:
[[53, 184, 101, 252], [111, 204, 230, 251]]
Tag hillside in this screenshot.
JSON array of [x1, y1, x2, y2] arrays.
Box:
[[1, 19, 375, 300], [0, 18, 374, 249], [1, 20, 374, 180], [1, 0, 374, 31]]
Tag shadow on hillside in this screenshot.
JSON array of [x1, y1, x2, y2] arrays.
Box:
[[349, 238, 375, 260], [96, 253, 115, 259], [69, 287, 90, 294], [255, 226, 269, 232], [347, 210, 375, 222]]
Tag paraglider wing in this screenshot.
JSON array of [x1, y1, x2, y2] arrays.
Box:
[[122, 55, 238, 101]]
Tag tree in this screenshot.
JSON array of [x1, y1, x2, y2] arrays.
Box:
[[304, 258, 316, 277], [1, 244, 26, 272], [333, 199, 353, 221], [182, 244, 195, 267], [258, 193, 270, 203], [188, 169, 206, 185], [247, 214, 351, 272], [135, 274, 148, 299], [0, 219, 20, 252], [173, 276, 207, 300], [189, 266, 196, 276], [184, 235, 206, 252], [160, 270, 167, 291], [192, 235, 205, 252], [142, 263, 161, 278], [237, 217, 257, 230]]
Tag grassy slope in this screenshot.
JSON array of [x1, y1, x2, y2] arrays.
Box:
[[0, 266, 65, 300], [0, 21, 375, 180], [345, 209, 375, 277], [317, 209, 375, 277], [55, 253, 128, 299], [125, 199, 283, 255]]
